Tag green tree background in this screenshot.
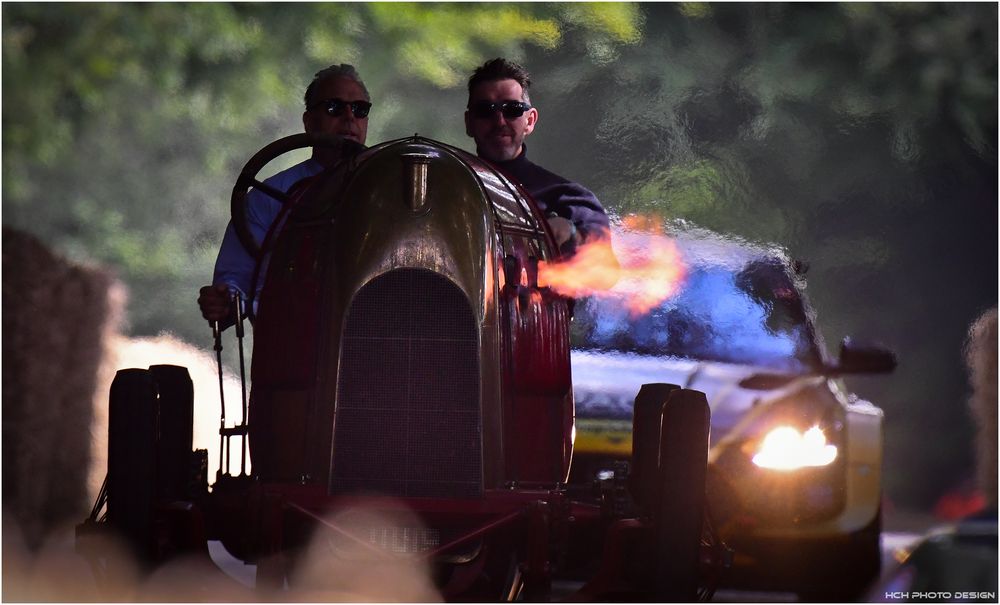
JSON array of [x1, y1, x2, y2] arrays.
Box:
[[3, 3, 996, 509]]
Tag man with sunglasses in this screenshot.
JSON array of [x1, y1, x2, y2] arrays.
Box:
[[198, 63, 372, 323], [465, 58, 610, 254]]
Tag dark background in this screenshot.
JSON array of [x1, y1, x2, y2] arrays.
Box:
[[3, 3, 996, 509]]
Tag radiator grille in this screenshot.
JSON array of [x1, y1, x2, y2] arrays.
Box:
[[331, 269, 482, 497]]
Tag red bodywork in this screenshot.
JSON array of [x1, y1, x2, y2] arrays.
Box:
[[218, 137, 588, 595]]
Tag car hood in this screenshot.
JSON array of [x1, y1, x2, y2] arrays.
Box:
[[571, 349, 819, 444]]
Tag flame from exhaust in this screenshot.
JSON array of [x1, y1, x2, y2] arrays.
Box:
[[538, 217, 687, 316]]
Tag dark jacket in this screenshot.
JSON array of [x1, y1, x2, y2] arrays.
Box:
[[489, 146, 611, 255]]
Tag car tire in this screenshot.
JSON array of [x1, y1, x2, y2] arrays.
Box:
[[630, 383, 680, 512], [843, 505, 883, 599], [148, 365, 194, 502], [798, 506, 882, 602], [108, 368, 159, 561], [651, 388, 711, 602]]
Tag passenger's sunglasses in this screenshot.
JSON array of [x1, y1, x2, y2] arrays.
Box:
[[469, 100, 532, 120], [310, 98, 372, 119]]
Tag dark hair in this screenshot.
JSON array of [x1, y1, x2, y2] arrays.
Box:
[[303, 63, 370, 109], [467, 58, 531, 106]]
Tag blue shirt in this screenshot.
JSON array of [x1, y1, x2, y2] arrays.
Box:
[[213, 158, 324, 298]]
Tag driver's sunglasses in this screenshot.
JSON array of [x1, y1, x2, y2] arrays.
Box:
[[311, 98, 372, 119], [469, 100, 532, 120]]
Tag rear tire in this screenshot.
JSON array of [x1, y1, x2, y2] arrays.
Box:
[[652, 388, 710, 602]]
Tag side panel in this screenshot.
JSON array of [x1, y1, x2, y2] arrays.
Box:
[[502, 283, 574, 483], [250, 217, 333, 482], [839, 403, 883, 532], [252, 223, 330, 388], [246, 388, 312, 482]]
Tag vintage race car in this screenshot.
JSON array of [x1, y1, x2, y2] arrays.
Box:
[[77, 134, 724, 602], [568, 225, 896, 599]]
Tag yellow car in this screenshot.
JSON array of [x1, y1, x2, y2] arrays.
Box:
[[569, 226, 896, 599]]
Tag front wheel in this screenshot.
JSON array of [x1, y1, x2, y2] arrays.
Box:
[[650, 387, 711, 602], [106, 366, 198, 563], [107, 369, 159, 561], [630, 383, 679, 512]]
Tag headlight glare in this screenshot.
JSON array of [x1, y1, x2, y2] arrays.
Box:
[[751, 425, 837, 470]]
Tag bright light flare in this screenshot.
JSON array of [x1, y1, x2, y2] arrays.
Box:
[[751, 425, 838, 470], [537, 223, 687, 316]]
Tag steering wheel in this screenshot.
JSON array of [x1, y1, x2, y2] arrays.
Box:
[[230, 132, 365, 258]]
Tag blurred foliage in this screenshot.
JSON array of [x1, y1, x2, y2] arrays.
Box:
[[3, 3, 996, 508]]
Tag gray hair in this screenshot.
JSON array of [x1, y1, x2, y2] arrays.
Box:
[[304, 63, 370, 108]]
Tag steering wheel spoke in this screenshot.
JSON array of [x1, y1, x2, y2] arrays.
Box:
[[249, 179, 292, 205]]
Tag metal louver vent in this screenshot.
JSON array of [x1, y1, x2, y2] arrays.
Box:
[[331, 268, 482, 498]]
